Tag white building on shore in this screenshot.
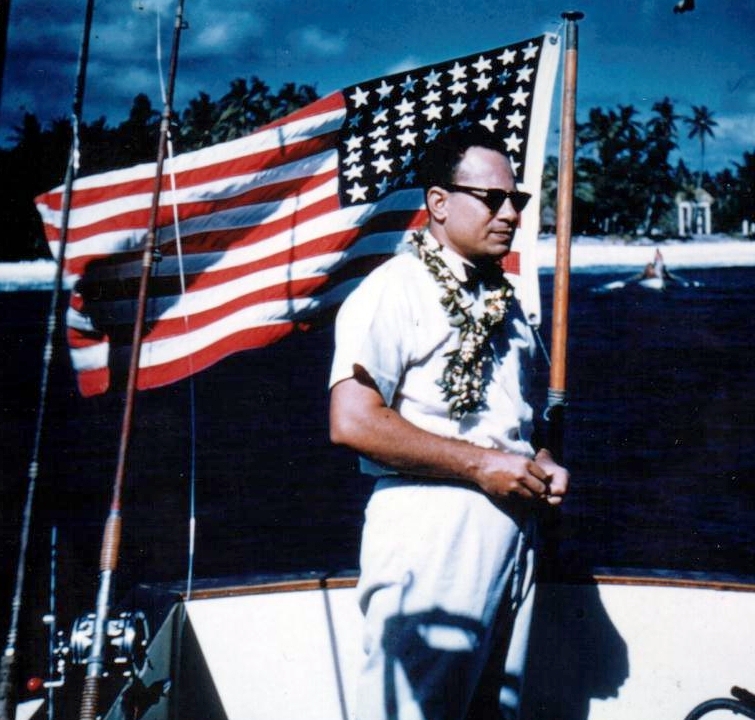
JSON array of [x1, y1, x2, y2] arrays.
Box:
[[676, 188, 714, 237]]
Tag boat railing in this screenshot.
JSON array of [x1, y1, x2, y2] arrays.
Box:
[[684, 686, 755, 720]]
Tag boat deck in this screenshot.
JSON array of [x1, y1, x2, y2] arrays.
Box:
[[89, 569, 755, 720]]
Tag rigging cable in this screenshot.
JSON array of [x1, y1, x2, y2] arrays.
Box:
[[534, 326, 552, 368], [155, 7, 198, 601], [0, 4, 95, 720]]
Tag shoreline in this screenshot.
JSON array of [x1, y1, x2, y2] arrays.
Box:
[[537, 235, 755, 271], [1, 236, 754, 291]]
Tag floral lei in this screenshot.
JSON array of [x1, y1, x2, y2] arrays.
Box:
[[409, 230, 515, 420]]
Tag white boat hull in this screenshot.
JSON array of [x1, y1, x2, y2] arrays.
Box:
[[638, 276, 665, 290], [100, 573, 755, 720]]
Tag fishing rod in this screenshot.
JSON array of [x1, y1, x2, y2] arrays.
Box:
[[547, 10, 583, 463], [0, 3, 96, 719], [46, 527, 58, 720], [77, 2, 187, 718]]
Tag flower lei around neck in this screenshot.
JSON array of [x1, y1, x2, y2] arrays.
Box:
[[409, 230, 515, 420]]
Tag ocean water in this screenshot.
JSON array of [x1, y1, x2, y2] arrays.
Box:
[[2, 265, 755, 681]]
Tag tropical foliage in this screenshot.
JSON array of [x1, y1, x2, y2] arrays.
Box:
[[542, 97, 751, 238], [0, 83, 752, 261], [684, 104, 718, 187]]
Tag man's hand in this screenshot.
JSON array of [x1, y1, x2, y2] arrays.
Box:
[[330, 373, 569, 505], [473, 447, 569, 506], [534, 448, 569, 505]]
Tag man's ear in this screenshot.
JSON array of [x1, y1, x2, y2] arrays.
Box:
[[426, 186, 448, 222]]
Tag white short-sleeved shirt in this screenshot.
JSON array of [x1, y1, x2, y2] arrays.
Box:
[[329, 233, 537, 474]]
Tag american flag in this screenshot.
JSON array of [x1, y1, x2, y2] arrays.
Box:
[[35, 33, 560, 397]]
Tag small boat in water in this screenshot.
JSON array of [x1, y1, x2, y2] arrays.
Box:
[[593, 248, 702, 293], [637, 248, 694, 290]]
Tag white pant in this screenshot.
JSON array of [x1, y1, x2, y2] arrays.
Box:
[[355, 479, 537, 720]]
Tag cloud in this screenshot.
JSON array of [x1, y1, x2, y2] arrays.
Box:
[[191, 10, 266, 53], [384, 56, 424, 77], [7, 10, 82, 60], [288, 26, 347, 58], [716, 113, 755, 157], [91, 62, 160, 105], [195, 23, 234, 48], [91, 14, 158, 56]]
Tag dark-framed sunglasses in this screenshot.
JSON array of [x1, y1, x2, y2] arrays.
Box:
[[444, 184, 531, 214]]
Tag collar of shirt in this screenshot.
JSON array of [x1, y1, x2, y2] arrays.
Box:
[[424, 229, 477, 285], [429, 233, 504, 293]]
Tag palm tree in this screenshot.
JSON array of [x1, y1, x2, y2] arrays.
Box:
[[644, 98, 680, 232], [271, 82, 319, 122], [577, 104, 645, 233], [179, 91, 217, 150], [114, 93, 160, 166], [684, 105, 718, 187], [214, 77, 275, 141], [616, 104, 643, 156], [648, 97, 680, 142]]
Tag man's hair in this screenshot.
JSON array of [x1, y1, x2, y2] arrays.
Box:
[[418, 127, 509, 192]]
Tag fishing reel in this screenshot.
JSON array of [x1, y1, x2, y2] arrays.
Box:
[[70, 611, 150, 674], [40, 610, 149, 690]]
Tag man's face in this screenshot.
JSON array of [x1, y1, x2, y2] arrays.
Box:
[[437, 146, 520, 262]]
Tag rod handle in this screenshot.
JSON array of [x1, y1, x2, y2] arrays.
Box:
[[100, 513, 122, 572], [79, 675, 100, 720]]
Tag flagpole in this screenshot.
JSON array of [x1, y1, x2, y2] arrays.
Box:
[[547, 10, 583, 463], [78, 3, 186, 719], [0, 3, 95, 719]]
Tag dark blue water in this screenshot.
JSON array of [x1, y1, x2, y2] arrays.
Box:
[[2, 265, 755, 682]]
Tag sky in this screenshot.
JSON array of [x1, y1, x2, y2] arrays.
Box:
[[1, 0, 754, 173]]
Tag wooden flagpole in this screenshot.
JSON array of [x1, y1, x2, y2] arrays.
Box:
[[78, 3, 186, 719], [547, 10, 583, 463], [0, 3, 95, 719]]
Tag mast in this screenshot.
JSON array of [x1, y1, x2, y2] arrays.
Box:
[[0, 3, 95, 719], [77, 3, 186, 718], [547, 10, 583, 463]]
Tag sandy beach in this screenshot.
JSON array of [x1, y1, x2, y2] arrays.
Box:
[[1, 236, 754, 291], [537, 235, 755, 271]]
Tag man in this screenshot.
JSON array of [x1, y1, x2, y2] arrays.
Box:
[[329, 127, 569, 720]]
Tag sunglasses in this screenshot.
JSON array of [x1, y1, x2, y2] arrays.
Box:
[[444, 184, 531, 214]]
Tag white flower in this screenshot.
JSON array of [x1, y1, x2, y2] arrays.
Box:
[[409, 230, 513, 419]]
